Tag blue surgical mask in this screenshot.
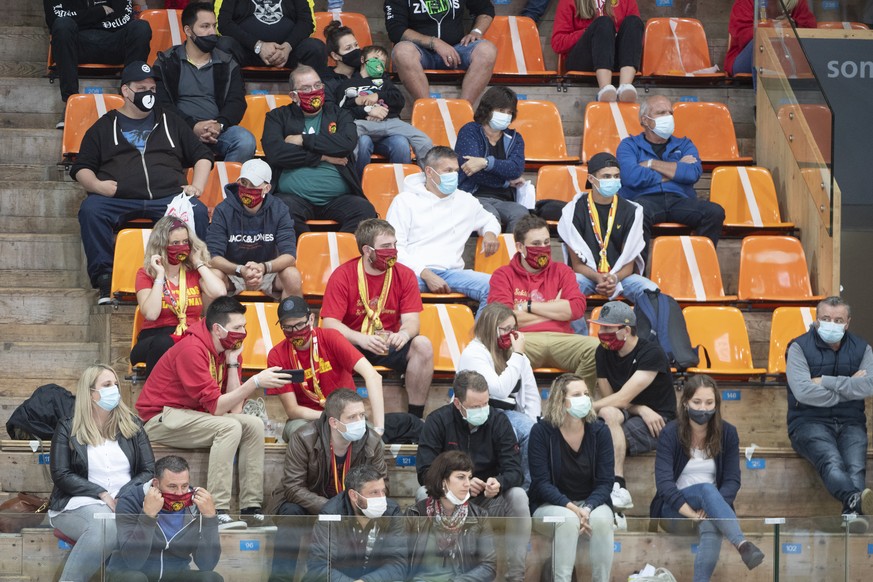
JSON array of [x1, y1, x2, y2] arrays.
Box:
[[339, 418, 367, 442], [817, 321, 846, 344], [595, 177, 621, 198], [96, 385, 121, 412], [566, 395, 592, 419], [429, 168, 458, 196], [648, 113, 675, 140], [489, 111, 512, 131], [461, 402, 489, 427]]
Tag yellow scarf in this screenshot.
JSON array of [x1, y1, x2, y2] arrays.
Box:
[[164, 265, 189, 335], [587, 195, 619, 273], [357, 258, 393, 335]]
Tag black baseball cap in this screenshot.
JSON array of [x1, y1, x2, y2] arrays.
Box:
[[121, 61, 154, 85], [277, 296, 311, 321], [587, 152, 620, 176]]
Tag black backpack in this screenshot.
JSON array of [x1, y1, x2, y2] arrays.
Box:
[[6, 384, 75, 440], [634, 290, 699, 372]]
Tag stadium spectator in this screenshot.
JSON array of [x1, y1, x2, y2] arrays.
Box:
[[416, 371, 529, 582], [266, 296, 385, 441], [590, 301, 676, 514], [558, 152, 658, 304], [49, 364, 155, 582], [651, 375, 766, 579], [387, 146, 499, 317], [726, 0, 816, 76], [323, 22, 432, 176], [216, 0, 326, 70], [268, 389, 388, 582], [616, 95, 725, 248], [263, 65, 377, 234], [385, 0, 497, 103], [455, 86, 528, 233], [786, 296, 873, 526], [152, 2, 255, 163], [106, 455, 223, 582], [132, 216, 226, 377], [407, 451, 497, 582], [44, 0, 151, 128], [488, 215, 600, 386], [206, 159, 302, 299], [551, 0, 642, 102], [321, 219, 433, 418], [136, 297, 291, 530], [521, 0, 554, 23], [302, 464, 406, 582], [72, 61, 212, 304], [529, 373, 615, 582]]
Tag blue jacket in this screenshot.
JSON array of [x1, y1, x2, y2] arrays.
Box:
[[528, 418, 615, 513], [455, 122, 526, 195], [616, 132, 703, 201], [650, 420, 741, 518]]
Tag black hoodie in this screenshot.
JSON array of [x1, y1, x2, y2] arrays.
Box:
[[385, 0, 495, 46], [44, 0, 133, 30]]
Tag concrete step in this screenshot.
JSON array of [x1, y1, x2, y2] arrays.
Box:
[[0, 181, 84, 223], [0, 341, 99, 381], [2, 0, 49, 28], [0, 78, 119, 119], [0, 129, 60, 165], [0, 27, 48, 66], [0, 233, 81, 271], [0, 288, 91, 341], [0, 164, 63, 183], [0, 269, 83, 289]]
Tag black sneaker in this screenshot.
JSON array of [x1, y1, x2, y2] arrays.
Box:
[[738, 540, 765, 570], [96, 273, 112, 305], [240, 507, 276, 530], [216, 511, 246, 530]]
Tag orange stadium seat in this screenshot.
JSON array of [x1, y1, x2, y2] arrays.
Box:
[[240, 94, 292, 158], [240, 302, 285, 372], [535, 165, 589, 203], [683, 306, 767, 377], [187, 161, 241, 220], [473, 234, 516, 275], [709, 166, 793, 229], [111, 228, 152, 301], [62, 93, 125, 160], [673, 102, 752, 165], [641, 18, 725, 78], [313, 12, 373, 67], [411, 98, 474, 149], [580, 102, 642, 163], [129, 307, 146, 377], [768, 306, 816, 375], [650, 236, 736, 303], [140, 9, 185, 66], [737, 235, 823, 302], [588, 306, 602, 337], [296, 232, 359, 299], [510, 100, 579, 164], [483, 16, 557, 80], [817, 21, 870, 30], [361, 163, 421, 218], [419, 303, 475, 374]]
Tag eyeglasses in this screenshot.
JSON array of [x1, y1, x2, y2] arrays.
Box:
[[497, 325, 518, 335], [295, 82, 324, 93], [280, 321, 309, 332]]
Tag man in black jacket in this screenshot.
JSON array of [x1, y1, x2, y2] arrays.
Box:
[[44, 0, 151, 127], [153, 2, 254, 163], [262, 65, 376, 234], [416, 370, 531, 582], [216, 0, 326, 70], [106, 455, 223, 582], [302, 464, 406, 582], [71, 61, 213, 304]]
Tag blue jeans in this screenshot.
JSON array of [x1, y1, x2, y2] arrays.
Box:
[[407, 39, 483, 70], [521, 0, 553, 23], [355, 134, 412, 177], [50, 504, 117, 582], [571, 273, 658, 334], [416, 269, 491, 317], [790, 418, 867, 511], [504, 410, 535, 489], [212, 125, 256, 163], [660, 483, 745, 582]]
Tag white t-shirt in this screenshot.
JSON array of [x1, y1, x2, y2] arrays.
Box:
[[676, 448, 716, 490], [51, 440, 132, 516]]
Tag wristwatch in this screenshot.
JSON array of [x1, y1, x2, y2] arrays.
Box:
[[235, 265, 243, 275], [364, 105, 374, 113], [254, 41, 263, 55]]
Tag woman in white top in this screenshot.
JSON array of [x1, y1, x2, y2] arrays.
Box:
[[650, 374, 764, 581], [49, 364, 155, 582], [458, 302, 540, 486]]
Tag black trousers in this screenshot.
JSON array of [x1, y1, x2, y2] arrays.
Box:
[[51, 17, 151, 101], [267, 501, 313, 582], [275, 192, 377, 235], [216, 35, 327, 74], [106, 569, 223, 582], [130, 326, 176, 377], [635, 193, 726, 256], [566, 15, 644, 73]]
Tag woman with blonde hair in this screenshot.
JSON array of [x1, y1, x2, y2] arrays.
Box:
[[131, 215, 225, 376], [49, 364, 155, 582], [529, 373, 615, 582]]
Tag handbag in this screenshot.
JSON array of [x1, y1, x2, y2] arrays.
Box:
[[0, 492, 49, 533], [164, 192, 197, 233]]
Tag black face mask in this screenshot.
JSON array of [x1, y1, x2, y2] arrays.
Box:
[[192, 33, 219, 53], [687, 407, 716, 426], [130, 89, 156, 113], [340, 48, 362, 69]]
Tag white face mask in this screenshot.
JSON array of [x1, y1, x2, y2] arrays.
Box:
[[444, 484, 470, 506], [489, 111, 512, 131], [647, 113, 675, 140], [339, 419, 367, 442], [356, 494, 388, 518]]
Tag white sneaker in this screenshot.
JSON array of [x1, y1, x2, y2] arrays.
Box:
[[617, 83, 638, 103], [216, 512, 247, 530], [597, 84, 617, 102], [611, 482, 634, 510]]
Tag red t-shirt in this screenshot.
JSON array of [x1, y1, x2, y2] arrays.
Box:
[[135, 268, 204, 330], [320, 258, 423, 333], [265, 328, 364, 411]]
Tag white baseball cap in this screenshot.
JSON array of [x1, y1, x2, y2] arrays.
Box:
[[239, 159, 272, 187]]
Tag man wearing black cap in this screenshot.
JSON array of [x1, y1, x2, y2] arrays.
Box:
[[266, 296, 385, 442], [558, 151, 658, 306], [71, 61, 214, 304]]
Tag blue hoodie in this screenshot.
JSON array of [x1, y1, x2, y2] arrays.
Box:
[[615, 132, 703, 201], [455, 121, 526, 195]]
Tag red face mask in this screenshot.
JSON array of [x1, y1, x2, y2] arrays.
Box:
[[166, 243, 190, 266], [218, 325, 246, 351], [297, 89, 325, 114], [161, 489, 193, 512], [370, 248, 397, 271], [238, 185, 264, 208], [497, 330, 516, 350], [598, 331, 626, 351], [285, 326, 312, 348], [524, 245, 551, 270]]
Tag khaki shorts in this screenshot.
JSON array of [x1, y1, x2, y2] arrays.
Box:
[[229, 273, 280, 299]]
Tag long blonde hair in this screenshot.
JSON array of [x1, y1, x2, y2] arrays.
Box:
[[473, 303, 516, 374], [542, 373, 598, 427], [143, 216, 211, 278], [72, 365, 140, 446], [575, 0, 614, 20]]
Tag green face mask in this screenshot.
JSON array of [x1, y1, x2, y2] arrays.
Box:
[[365, 57, 385, 78]]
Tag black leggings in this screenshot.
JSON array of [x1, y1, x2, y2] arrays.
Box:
[[566, 15, 644, 73], [130, 326, 176, 377]]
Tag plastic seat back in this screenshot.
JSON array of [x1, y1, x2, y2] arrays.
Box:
[[768, 306, 816, 374], [313, 12, 373, 66], [141, 9, 185, 65], [483, 16, 555, 76], [510, 100, 578, 163], [473, 234, 517, 275], [130, 307, 146, 372], [187, 161, 242, 220], [738, 235, 817, 301], [580, 102, 642, 163], [296, 232, 360, 298], [650, 236, 734, 302], [411, 98, 474, 149], [111, 228, 152, 300], [709, 166, 791, 228], [673, 102, 748, 163], [683, 306, 763, 374], [361, 163, 421, 218], [240, 94, 293, 157], [588, 306, 602, 337], [535, 165, 589, 203], [240, 302, 284, 371], [62, 94, 126, 158], [642, 18, 723, 77], [419, 303, 474, 373]]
